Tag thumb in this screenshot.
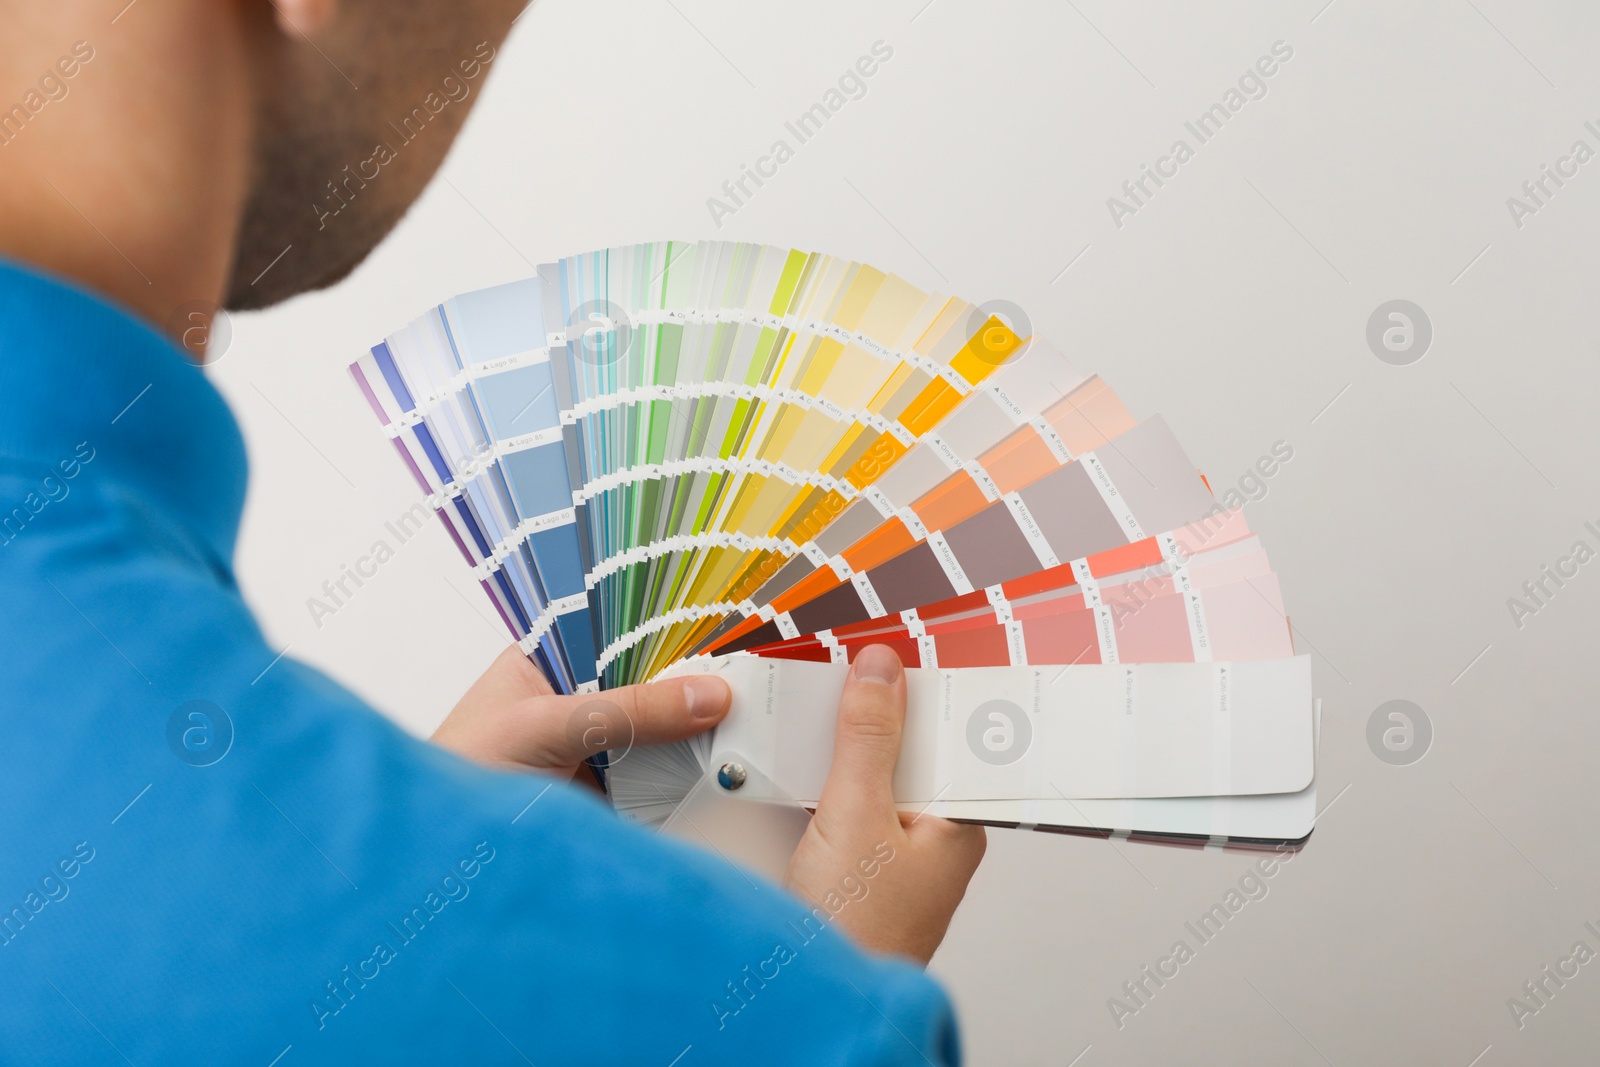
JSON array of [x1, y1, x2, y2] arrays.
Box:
[[815, 644, 907, 827]]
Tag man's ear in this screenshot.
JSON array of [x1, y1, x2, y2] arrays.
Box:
[[271, 0, 338, 36]]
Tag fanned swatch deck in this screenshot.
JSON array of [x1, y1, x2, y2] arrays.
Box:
[[351, 241, 1319, 851]]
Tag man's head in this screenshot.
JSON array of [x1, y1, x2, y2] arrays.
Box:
[[0, 0, 525, 338], [227, 0, 525, 310]]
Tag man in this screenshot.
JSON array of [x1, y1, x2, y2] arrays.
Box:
[[0, 1, 987, 1063]]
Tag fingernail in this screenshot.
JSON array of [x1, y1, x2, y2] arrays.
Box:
[[683, 675, 730, 721], [852, 644, 902, 685]]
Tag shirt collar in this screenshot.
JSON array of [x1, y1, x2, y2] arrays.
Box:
[[0, 257, 248, 572]]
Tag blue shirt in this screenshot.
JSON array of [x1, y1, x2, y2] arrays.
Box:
[[0, 261, 961, 1066]]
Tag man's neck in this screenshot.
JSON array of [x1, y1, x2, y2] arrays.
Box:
[[0, 1, 253, 344]]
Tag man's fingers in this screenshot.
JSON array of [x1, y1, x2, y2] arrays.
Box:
[[816, 644, 907, 824], [435, 648, 731, 772], [522, 673, 731, 769]]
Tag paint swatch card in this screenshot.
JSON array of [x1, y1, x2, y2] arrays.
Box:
[[350, 241, 1316, 850]]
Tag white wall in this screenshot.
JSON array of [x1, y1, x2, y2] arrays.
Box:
[[214, 1, 1600, 1062]]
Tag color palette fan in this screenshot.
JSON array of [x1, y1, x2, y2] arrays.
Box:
[[350, 241, 1318, 854]]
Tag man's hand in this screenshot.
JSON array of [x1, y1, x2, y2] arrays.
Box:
[[433, 644, 731, 781], [440, 642, 984, 964], [785, 644, 987, 965]]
